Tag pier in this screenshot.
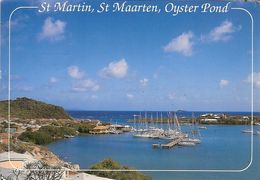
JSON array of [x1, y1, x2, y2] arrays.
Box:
[[153, 137, 184, 149]]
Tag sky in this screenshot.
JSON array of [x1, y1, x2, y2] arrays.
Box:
[[0, 0, 260, 111]]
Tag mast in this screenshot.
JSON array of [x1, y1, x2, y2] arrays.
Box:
[[133, 114, 137, 131], [151, 112, 153, 128], [167, 112, 171, 131], [145, 111, 148, 130], [156, 112, 159, 129], [174, 112, 181, 131], [160, 112, 163, 130]]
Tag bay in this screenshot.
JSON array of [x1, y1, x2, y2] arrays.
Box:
[[48, 111, 260, 180]]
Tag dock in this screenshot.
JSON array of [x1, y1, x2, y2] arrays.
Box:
[[152, 144, 161, 148], [161, 138, 184, 149]]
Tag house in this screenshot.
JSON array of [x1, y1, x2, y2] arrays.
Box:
[[201, 118, 218, 123], [4, 127, 17, 134], [90, 125, 110, 134], [0, 133, 9, 144]]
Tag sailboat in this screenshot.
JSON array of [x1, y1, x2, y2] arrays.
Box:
[[180, 112, 201, 145], [178, 141, 196, 146], [133, 112, 152, 138], [242, 129, 253, 133], [159, 112, 187, 140], [198, 126, 207, 129], [254, 131, 260, 135]]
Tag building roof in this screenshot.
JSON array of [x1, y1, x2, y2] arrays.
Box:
[[65, 173, 113, 180], [0, 151, 35, 163], [0, 133, 9, 138], [93, 125, 109, 130]]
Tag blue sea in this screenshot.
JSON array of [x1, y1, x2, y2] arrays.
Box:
[[48, 111, 260, 180]]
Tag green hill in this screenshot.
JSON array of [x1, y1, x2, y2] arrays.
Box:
[[0, 97, 71, 119]]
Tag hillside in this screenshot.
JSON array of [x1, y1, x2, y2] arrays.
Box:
[[0, 97, 71, 119]]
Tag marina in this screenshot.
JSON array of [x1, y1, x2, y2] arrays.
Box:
[[48, 121, 259, 180], [48, 111, 260, 180], [38, 110, 260, 180], [161, 137, 184, 148], [132, 112, 201, 148]]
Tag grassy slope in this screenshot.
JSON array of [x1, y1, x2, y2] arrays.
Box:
[[0, 97, 71, 119]]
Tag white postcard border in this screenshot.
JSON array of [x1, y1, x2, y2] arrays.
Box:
[[7, 5, 254, 172]]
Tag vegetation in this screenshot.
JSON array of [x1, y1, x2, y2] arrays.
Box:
[[39, 125, 77, 138], [0, 142, 27, 153], [67, 123, 95, 134], [0, 97, 71, 119], [2, 161, 64, 180], [89, 158, 152, 180], [18, 131, 53, 145], [24, 161, 64, 180], [18, 125, 77, 145], [129, 116, 259, 125], [50, 120, 96, 133]]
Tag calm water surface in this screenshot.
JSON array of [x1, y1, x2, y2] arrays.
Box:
[[48, 111, 260, 180]]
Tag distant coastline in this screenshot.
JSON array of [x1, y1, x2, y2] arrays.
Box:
[[67, 110, 260, 125]]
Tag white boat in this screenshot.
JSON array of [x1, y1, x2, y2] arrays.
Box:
[[199, 126, 207, 129], [182, 113, 201, 144], [178, 142, 196, 146], [64, 135, 75, 138], [182, 138, 201, 144], [133, 132, 151, 138], [254, 131, 260, 135], [109, 130, 123, 134], [242, 129, 253, 133]]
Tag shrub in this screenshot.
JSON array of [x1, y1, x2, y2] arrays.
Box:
[[89, 158, 152, 180], [18, 131, 52, 145], [77, 124, 95, 133]]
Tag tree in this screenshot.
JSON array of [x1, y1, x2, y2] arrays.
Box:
[[4, 161, 64, 180], [89, 158, 152, 180], [24, 161, 64, 180]]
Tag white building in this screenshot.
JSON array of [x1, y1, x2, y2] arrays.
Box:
[[201, 118, 218, 123]]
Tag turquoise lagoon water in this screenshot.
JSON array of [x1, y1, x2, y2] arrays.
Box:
[[48, 111, 260, 179]]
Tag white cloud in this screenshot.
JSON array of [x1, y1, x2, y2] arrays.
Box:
[[90, 95, 98, 99], [67, 66, 100, 92], [164, 31, 194, 56], [38, 17, 66, 41], [126, 93, 134, 99], [9, 15, 29, 28], [49, 77, 58, 83], [140, 78, 149, 87], [72, 79, 100, 92], [168, 92, 176, 100], [100, 59, 128, 78], [246, 72, 260, 87], [15, 86, 33, 92], [1, 15, 29, 46], [219, 79, 229, 88], [67, 66, 85, 79], [202, 20, 240, 42]]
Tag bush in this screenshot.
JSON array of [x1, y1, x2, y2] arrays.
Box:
[[18, 131, 52, 145], [39, 125, 77, 138], [18, 125, 78, 145], [77, 124, 95, 133], [89, 158, 152, 180]]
